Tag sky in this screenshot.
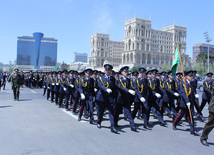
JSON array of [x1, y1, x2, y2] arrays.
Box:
[[0, 0, 214, 64]]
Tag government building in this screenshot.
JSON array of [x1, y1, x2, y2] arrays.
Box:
[[16, 32, 57, 71], [89, 17, 191, 71]]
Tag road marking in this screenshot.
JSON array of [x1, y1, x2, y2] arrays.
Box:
[[61, 109, 86, 123], [31, 90, 36, 94]]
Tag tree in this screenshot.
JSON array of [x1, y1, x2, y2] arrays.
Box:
[[160, 64, 171, 72], [0, 68, 3, 73], [196, 51, 207, 72], [130, 66, 141, 72], [60, 61, 69, 71], [9, 67, 13, 73]]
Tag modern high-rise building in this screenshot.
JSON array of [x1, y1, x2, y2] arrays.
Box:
[[16, 32, 57, 71], [89, 33, 124, 68], [73, 52, 88, 63], [192, 43, 214, 63]]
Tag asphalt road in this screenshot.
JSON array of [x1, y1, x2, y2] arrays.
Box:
[[0, 83, 213, 155]]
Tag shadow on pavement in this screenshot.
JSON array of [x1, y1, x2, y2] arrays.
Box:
[[18, 99, 32, 101], [0, 105, 12, 108]]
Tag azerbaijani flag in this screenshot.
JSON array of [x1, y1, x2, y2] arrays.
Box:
[[171, 45, 180, 76], [54, 64, 57, 71]]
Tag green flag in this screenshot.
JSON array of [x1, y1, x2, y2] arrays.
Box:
[[54, 64, 57, 71], [33, 69, 36, 72], [171, 46, 180, 76]]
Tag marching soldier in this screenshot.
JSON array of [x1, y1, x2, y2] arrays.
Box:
[[58, 70, 67, 108], [78, 69, 96, 124], [54, 71, 61, 104], [11, 69, 22, 101], [133, 67, 150, 129], [114, 66, 137, 131], [96, 64, 118, 133], [200, 75, 214, 146], [173, 71, 200, 136], [65, 70, 75, 110], [162, 71, 179, 121], [200, 72, 213, 113]]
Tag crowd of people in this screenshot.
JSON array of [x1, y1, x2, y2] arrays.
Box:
[[2, 64, 214, 146]]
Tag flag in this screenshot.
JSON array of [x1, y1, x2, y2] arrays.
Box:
[[54, 64, 57, 71], [171, 45, 180, 76], [33, 69, 36, 72]]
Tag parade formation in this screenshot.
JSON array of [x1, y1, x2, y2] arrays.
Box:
[[2, 64, 213, 147]]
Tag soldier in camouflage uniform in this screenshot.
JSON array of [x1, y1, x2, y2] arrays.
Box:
[[11, 69, 22, 101]]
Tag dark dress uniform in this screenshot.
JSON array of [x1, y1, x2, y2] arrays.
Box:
[[201, 79, 214, 146], [200, 76, 213, 112], [133, 73, 150, 128], [78, 69, 95, 123], [173, 71, 199, 136], [114, 76, 135, 128], [163, 77, 179, 120], [96, 64, 118, 133], [65, 73, 75, 110], [11, 69, 22, 101], [59, 75, 67, 108], [72, 76, 81, 114], [54, 75, 61, 104], [147, 70, 165, 125]]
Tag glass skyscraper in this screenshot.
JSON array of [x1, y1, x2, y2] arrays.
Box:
[[16, 32, 57, 71]]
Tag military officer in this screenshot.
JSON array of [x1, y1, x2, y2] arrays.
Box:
[[200, 72, 213, 113], [200, 76, 214, 146], [173, 71, 200, 136], [58, 70, 67, 108], [96, 64, 118, 133], [65, 70, 75, 110], [54, 71, 61, 104], [78, 69, 96, 124], [114, 66, 137, 131], [11, 69, 22, 101]]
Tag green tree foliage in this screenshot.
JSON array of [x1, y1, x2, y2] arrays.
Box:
[[130, 66, 141, 72], [0, 68, 3, 73], [61, 61, 69, 71]]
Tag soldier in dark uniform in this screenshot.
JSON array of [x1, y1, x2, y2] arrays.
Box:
[[78, 69, 96, 124], [11, 69, 22, 101], [43, 73, 48, 96], [200, 75, 214, 146], [29, 71, 33, 89], [46, 72, 53, 101], [2, 72, 7, 90], [200, 72, 213, 113], [96, 64, 118, 133], [72, 71, 83, 114], [162, 71, 179, 121], [114, 66, 137, 131], [191, 71, 204, 121], [92, 70, 99, 116], [173, 71, 200, 136], [175, 72, 182, 112], [148, 69, 166, 126], [58, 70, 68, 108], [65, 70, 75, 110], [54, 71, 61, 105], [133, 67, 150, 129]]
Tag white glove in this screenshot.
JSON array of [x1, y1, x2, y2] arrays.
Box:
[[195, 94, 199, 98], [155, 93, 161, 98], [47, 87, 50, 89], [140, 97, 145, 103], [81, 93, 85, 100], [128, 90, 135, 95], [70, 84, 74, 88], [43, 86, 46, 88], [106, 88, 112, 94], [93, 97, 95, 102], [52, 83, 55, 85], [186, 102, 191, 109], [63, 88, 66, 91], [174, 93, 179, 97], [56, 83, 59, 85], [94, 88, 98, 92]]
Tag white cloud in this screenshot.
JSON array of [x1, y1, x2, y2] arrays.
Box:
[[93, 1, 113, 33]]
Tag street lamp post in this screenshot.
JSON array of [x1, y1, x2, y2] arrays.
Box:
[[204, 32, 212, 73]]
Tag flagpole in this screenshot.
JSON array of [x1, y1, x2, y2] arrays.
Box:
[[177, 43, 193, 124]]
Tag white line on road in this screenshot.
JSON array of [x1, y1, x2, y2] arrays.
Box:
[[61, 109, 86, 123], [31, 90, 36, 94]]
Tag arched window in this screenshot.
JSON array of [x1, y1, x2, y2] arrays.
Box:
[[146, 44, 149, 51], [156, 55, 160, 65], [130, 53, 133, 63], [128, 39, 131, 50], [161, 55, 164, 64], [136, 53, 140, 63], [142, 53, 146, 64]]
